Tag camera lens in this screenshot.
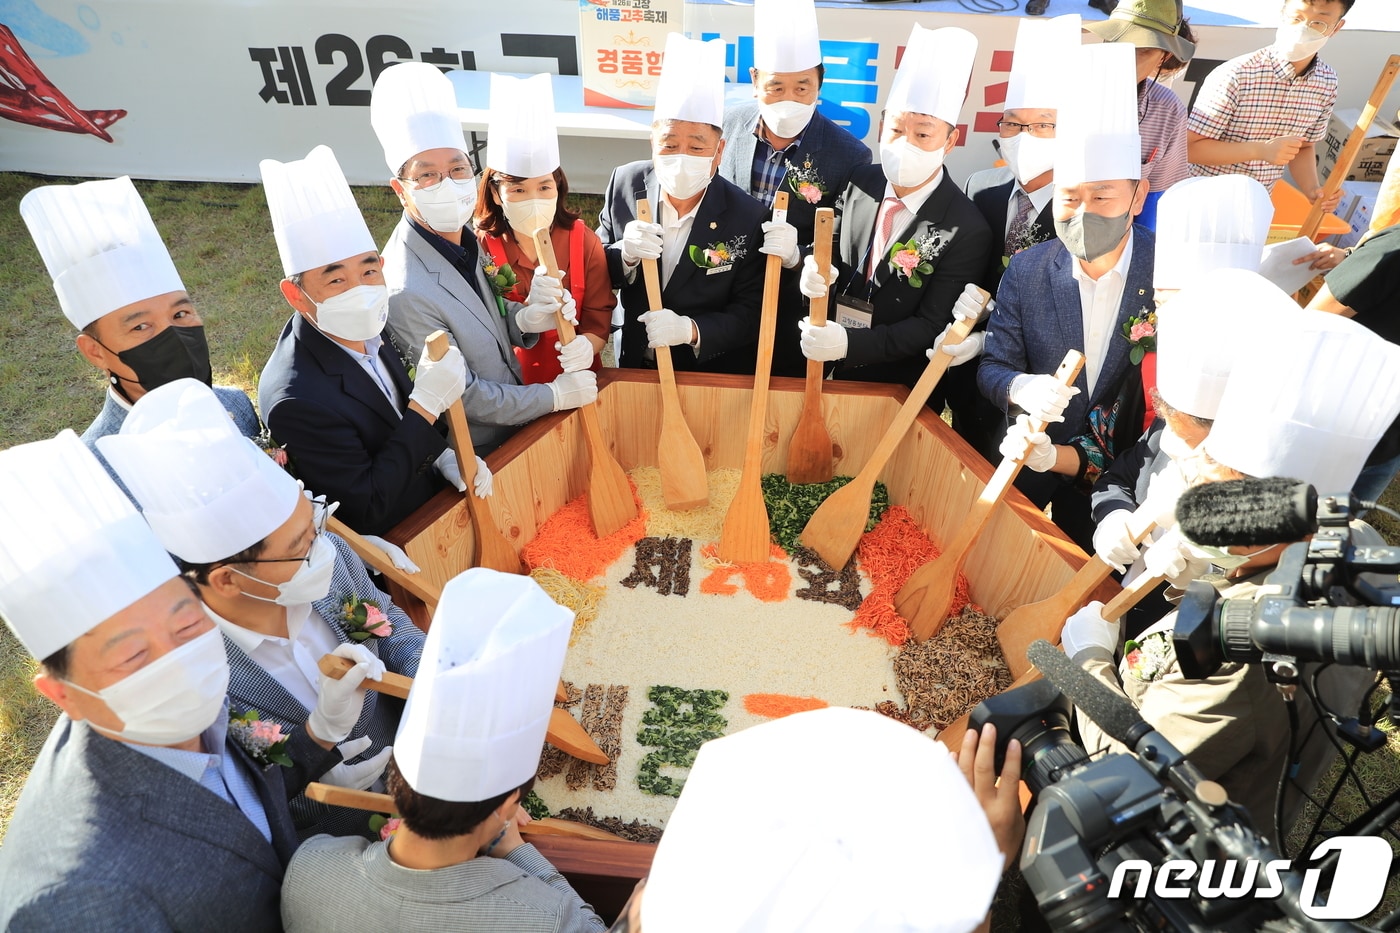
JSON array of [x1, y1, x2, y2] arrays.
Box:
[[1269, 605, 1400, 669], [970, 680, 1089, 795]]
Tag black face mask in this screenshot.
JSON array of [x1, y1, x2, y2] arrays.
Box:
[[102, 325, 213, 394]]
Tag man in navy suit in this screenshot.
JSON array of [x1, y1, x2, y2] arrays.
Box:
[[718, 0, 871, 376], [598, 35, 767, 374]]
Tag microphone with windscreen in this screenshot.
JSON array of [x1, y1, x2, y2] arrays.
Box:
[[1175, 477, 1317, 547]]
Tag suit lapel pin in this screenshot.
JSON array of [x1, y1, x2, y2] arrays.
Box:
[[1138, 288, 1146, 295], [709, 221, 717, 229]]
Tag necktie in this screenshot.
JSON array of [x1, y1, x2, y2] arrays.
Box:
[[868, 197, 903, 280], [1006, 189, 1036, 256]]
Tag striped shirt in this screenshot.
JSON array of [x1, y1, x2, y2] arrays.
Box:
[[749, 120, 806, 206], [1187, 45, 1337, 190], [1139, 79, 1189, 192]]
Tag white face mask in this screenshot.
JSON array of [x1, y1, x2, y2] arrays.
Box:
[[500, 196, 558, 237], [654, 153, 715, 200], [1159, 423, 1209, 485], [759, 99, 816, 139], [66, 627, 230, 746], [230, 535, 337, 607], [1000, 132, 1057, 188], [880, 137, 946, 189], [307, 283, 388, 342], [412, 177, 477, 233], [1274, 21, 1331, 61]]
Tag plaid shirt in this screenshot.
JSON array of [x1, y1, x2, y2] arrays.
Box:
[[1187, 44, 1337, 190], [749, 119, 806, 206]]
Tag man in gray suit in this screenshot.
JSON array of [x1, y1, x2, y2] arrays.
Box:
[[0, 431, 345, 931], [371, 63, 596, 455]]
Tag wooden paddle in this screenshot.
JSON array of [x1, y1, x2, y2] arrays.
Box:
[[799, 287, 992, 571], [425, 330, 523, 574], [785, 207, 836, 485], [897, 349, 1085, 642], [303, 783, 623, 841], [996, 502, 1159, 679], [635, 198, 708, 511], [1096, 570, 1166, 625], [326, 515, 441, 612], [718, 191, 789, 563], [318, 654, 609, 765], [530, 228, 637, 538]]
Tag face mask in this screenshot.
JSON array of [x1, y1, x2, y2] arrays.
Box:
[[1055, 209, 1131, 262], [412, 177, 477, 233], [880, 138, 946, 189], [501, 196, 558, 237], [654, 153, 715, 200], [307, 284, 389, 342], [1158, 423, 1194, 462], [66, 627, 230, 746], [1000, 133, 1057, 188], [1274, 22, 1330, 61], [759, 99, 816, 139], [230, 534, 336, 607], [107, 324, 213, 393]]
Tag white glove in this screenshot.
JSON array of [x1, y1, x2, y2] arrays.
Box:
[[760, 220, 801, 269], [1060, 601, 1119, 660], [409, 344, 467, 419], [1142, 527, 1213, 589], [320, 737, 393, 791], [798, 254, 838, 299], [620, 219, 664, 264], [639, 309, 695, 348], [1009, 373, 1080, 426], [309, 644, 385, 744], [472, 456, 493, 499], [549, 370, 598, 411], [359, 535, 420, 574], [932, 327, 984, 367], [517, 270, 578, 333], [434, 450, 491, 498], [952, 283, 992, 323], [798, 317, 848, 362], [556, 334, 594, 373], [1092, 509, 1140, 573], [999, 413, 1056, 472]]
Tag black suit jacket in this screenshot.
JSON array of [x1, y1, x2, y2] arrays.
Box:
[[597, 161, 767, 373], [258, 314, 447, 535], [965, 172, 1057, 296], [830, 166, 994, 388]]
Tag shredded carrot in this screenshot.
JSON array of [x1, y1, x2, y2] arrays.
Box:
[[743, 693, 830, 718], [849, 505, 974, 646], [521, 484, 648, 582], [698, 543, 791, 602]]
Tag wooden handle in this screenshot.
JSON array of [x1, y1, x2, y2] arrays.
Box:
[[530, 227, 578, 344], [325, 516, 440, 611], [635, 199, 664, 313], [425, 330, 478, 486], [1100, 572, 1165, 623], [318, 654, 413, 700], [808, 208, 835, 328]]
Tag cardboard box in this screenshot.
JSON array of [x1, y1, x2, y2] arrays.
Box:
[[1325, 181, 1382, 249], [1320, 108, 1398, 184]]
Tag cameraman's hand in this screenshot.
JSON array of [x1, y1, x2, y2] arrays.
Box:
[[957, 722, 1024, 873]]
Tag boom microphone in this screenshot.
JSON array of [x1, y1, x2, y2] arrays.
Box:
[[1025, 640, 1151, 750], [1175, 477, 1317, 547]]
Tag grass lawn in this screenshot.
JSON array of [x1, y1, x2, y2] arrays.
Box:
[[3, 171, 1400, 925]]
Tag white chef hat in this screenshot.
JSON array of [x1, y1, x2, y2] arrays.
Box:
[[1053, 42, 1142, 186], [0, 430, 178, 661], [653, 33, 727, 128], [395, 568, 573, 802], [1155, 270, 1301, 422], [885, 25, 979, 129], [95, 379, 303, 564], [641, 708, 1004, 933], [753, 0, 821, 74], [370, 61, 466, 175], [485, 73, 560, 179], [260, 145, 377, 279], [1205, 313, 1400, 495], [1004, 14, 1082, 113], [19, 176, 186, 332], [1153, 176, 1275, 291]]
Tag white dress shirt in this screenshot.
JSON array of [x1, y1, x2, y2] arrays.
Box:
[[213, 602, 343, 710], [1070, 230, 1135, 396], [658, 194, 703, 289], [869, 169, 944, 276]]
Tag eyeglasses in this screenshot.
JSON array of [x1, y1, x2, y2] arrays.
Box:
[[997, 120, 1056, 139], [1285, 10, 1335, 32], [226, 496, 331, 568], [402, 164, 474, 191]]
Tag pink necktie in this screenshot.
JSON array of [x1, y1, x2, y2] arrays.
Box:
[[868, 196, 902, 280]]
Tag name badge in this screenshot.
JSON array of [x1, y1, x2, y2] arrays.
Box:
[[835, 295, 874, 330], [706, 264, 733, 276]]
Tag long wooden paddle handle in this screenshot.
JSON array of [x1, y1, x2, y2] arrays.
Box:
[[318, 654, 413, 699], [1099, 571, 1165, 623], [804, 208, 835, 393], [635, 199, 689, 409], [530, 227, 579, 344], [1300, 54, 1400, 239], [325, 516, 440, 610], [425, 331, 477, 485], [746, 190, 789, 455], [302, 783, 623, 840]]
